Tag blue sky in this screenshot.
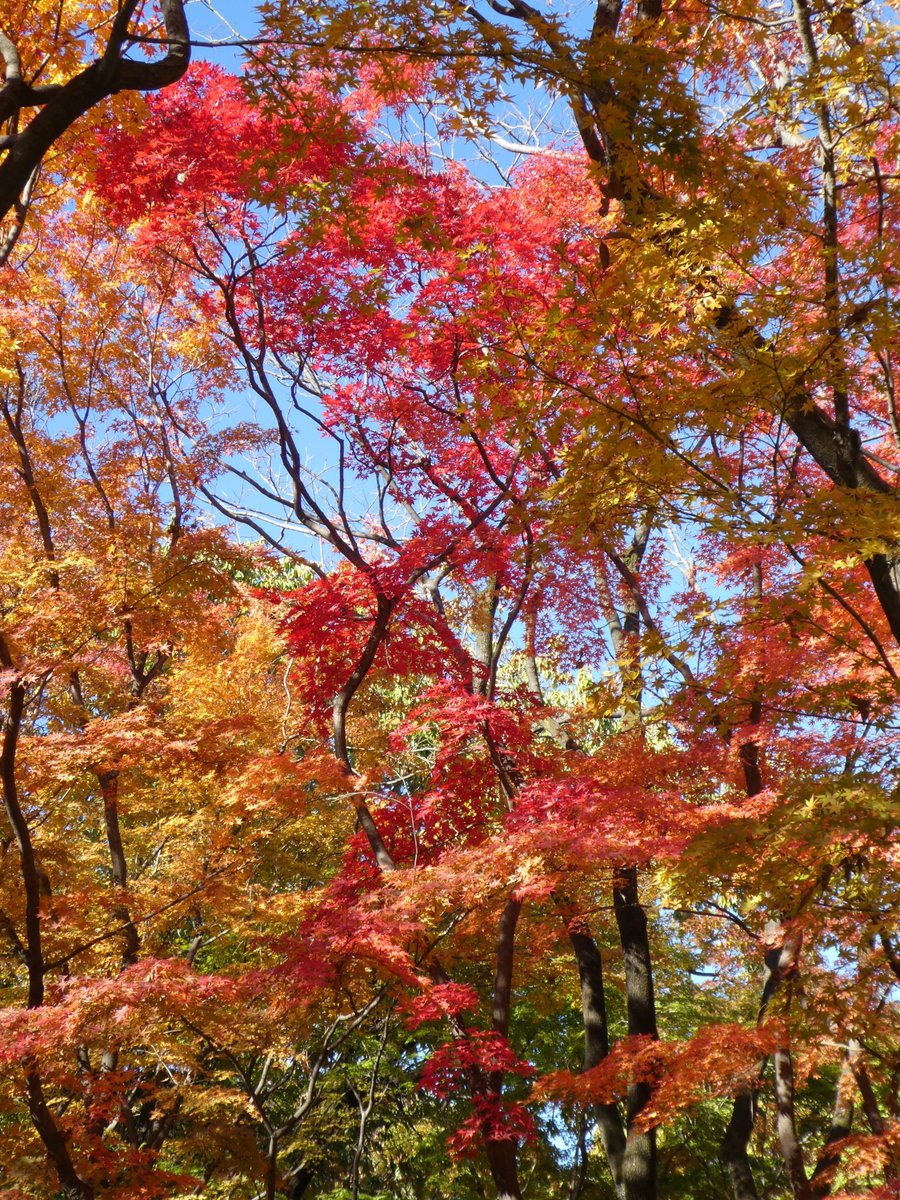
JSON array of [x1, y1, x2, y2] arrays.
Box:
[[185, 0, 260, 70]]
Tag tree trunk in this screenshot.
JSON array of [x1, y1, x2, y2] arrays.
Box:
[[774, 1042, 811, 1200], [568, 923, 626, 1195], [721, 1089, 760, 1200], [613, 865, 657, 1200], [485, 1140, 523, 1200]]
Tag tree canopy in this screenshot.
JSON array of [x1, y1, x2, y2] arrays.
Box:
[[1, 2, 899, 1199]]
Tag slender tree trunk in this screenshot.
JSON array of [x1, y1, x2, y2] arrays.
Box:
[[1, 637, 93, 1197], [613, 865, 657, 1200], [773, 1039, 811, 1200], [722, 1089, 760, 1200], [97, 769, 139, 968], [598, 515, 658, 1200], [567, 919, 626, 1194], [722, 639, 765, 1199], [485, 895, 524, 1199], [25, 1072, 93, 1199]]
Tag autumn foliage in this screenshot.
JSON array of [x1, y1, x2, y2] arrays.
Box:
[[1, 2, 900, 1199]]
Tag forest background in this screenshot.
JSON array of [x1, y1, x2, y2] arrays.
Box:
[[1, 2, 899, 1199]]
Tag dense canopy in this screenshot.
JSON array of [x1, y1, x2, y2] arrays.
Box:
[[1, 2, 899, 1199]]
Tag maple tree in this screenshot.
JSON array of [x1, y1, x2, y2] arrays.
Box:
[[2, 3, 900, 1200]]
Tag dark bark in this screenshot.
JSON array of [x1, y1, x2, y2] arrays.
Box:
[[0, 641, 43, 1009], [2, 378, 143, 976], [711, 302, 900, 652], [287, 1165, 315, 1198], [598, 515, 657, 1200], [1, 364, 58, 586], [430, 959, 525, 1200], [877, 925, 900, 980], [591, 0, 622, 38], [97, 769, 139, 968], [721, 1090, 760, 1200], [538, 641, 626, 1194], [333, 595, 395, 771], [568, 920, 626, 1194], [613, 865, 657, 1200], [25, 1072, 93, 1199], [739, 698, 763, 799], [722, 664, 764, 1198], [0, 2, 190, 228], [124, 619, 167, 699], [773, 1041, 811, 1200], [862, 552, 900, 647], [1, 634, 92, 1195], [848, 1052, 898, 1178], [849, 1055, 885, 1136], [483, 895, 525, 1199], [484, 1140, 523, 1200], [491, 897, 521, 1040], [793, 0, 848, 431], [332, 594, 397, 870]]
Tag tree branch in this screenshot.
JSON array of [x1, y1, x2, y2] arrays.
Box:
[[0, 1, 190, 231]]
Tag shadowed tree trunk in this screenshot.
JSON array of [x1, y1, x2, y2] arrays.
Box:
[[567, 916, 626, 1195]]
